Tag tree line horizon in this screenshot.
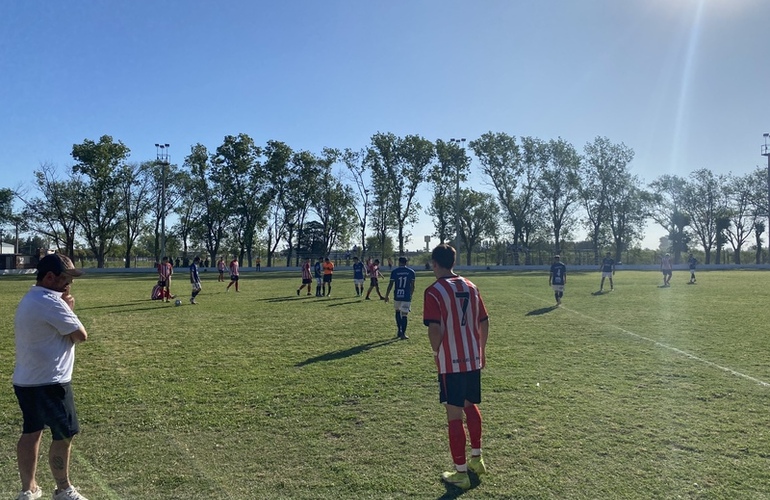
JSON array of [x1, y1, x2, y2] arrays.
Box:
[[1, 131, 766, 268]]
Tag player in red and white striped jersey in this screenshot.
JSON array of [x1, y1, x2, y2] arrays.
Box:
[[296, 258, 313, 296], [423, 244, 489, 489]]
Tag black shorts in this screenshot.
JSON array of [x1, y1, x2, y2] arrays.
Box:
[[369, 278, 379, 287], [230, 275, 239, 282], [14, 383, 80, 439], [302, 278, 312, 285], [323, 275, 333, 283], [438, 370, 482, 407]]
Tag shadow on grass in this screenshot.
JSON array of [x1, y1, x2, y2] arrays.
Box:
[[295, 338, 399, 366], [526, 305, 558, 316], [77, 300, 151, 311], [435, 472, 482, 499]]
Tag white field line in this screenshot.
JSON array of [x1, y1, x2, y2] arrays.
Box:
[[525, 292, 770, 388]]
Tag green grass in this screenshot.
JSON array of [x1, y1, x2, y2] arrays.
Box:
[[1, 269, 770, 499]]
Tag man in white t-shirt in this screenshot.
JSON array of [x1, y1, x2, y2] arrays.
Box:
[[13, 253, 89, 500]]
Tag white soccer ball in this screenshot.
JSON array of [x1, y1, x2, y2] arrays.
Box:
[[174, 299, 182, 306]]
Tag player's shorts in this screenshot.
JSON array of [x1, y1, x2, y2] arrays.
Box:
[[354, 279, 364, 286], [192, 282, 202, 292], [662, 270, 672, 277], [218, 269, 224, 276], [323, 274, 333, 283], [369, 278, 379, 287], [394, 300, 411, 314], [230, 275, 239, 282], [438, 370, 481, 407], [316, 276, 323, 285], [602, 271, 613, 278], [551, 284, 564, 292], [14, 383, 80, 439], [302, 278, 312, 285]]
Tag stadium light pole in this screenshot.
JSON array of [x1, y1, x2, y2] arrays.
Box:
[[449, 138, 466, 264], [762, 133, 770, 258], [155, 143, 170, 260]]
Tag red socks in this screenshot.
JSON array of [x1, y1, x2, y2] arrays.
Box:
[[448, 419, 467, 466], [464, 404, 482, 450]]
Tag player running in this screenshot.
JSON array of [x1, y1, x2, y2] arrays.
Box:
[[226, 257, 240, 292], [687, 253, 697, 284], [385, 256, 416, 340], [189, 256, 202, 304]]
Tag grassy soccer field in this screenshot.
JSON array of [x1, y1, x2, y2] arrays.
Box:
[[1, 268, 770, 499]]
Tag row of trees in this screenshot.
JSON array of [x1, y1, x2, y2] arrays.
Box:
[[2, 133, 766, 268]]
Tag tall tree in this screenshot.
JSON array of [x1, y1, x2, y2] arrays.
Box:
[[185, 143, 231, 265], [312, 149, 357, 255], [212, 134, 270, 266], [368, 132, 434, 255], [682, 169, 726, 264], [429, 139, 470, 244], [19, 163, 82, 259], [341, 148, 372, 258], [581, 137, 635, 264], [457, 189, 499, 266], [71, 135, 130, 268], [723, 172, 757, 264], [262, 140, 294, 267], [649, 174, 690, 262], [536, 138, 582, 253], [118, 161, 155, 268], [606, 173, 651, 261]]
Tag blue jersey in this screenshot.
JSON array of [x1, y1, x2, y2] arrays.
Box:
[[313, 261, 322, 278], [688, 256, 697, 269], [189, 263, 200, 284], [550, 262, 566, 285], [389, 266, 416, 301], [353, 261, 365, 280], [601, 257, 614, 273]]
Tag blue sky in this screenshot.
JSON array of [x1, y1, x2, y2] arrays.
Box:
[[1, 0, 768, 251]]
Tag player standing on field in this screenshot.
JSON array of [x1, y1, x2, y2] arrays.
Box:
[[158, 256, 174, 303], [297, 257, 313, 296], [322, 257, 334, 297], [423, 244, 489, 490], [364, 259, 385, 300], [313, 258, 323, 296], [599, 252, 615, 292], [385, 256, 416, 340], [226, 257, 240, 292], [687, 253, 697, 284], [189, 256, 202, 304], [549, 255, 566, 306], [352, 256, 366, 297], [660, 253, 673, 287]]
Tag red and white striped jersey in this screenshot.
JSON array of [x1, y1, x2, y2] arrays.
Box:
[[158, 262, 172, 280], [301, 262, 312, 280], [423, 275, 488, 374]]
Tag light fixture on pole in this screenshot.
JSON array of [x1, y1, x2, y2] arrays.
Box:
[[449, 137, 466, 264], [155, 143, 170, 260]]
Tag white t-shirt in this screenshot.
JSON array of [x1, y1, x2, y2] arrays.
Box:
[[13, 285, 84, 386]]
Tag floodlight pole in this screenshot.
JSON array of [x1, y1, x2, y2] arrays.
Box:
[[155, 143, 170, 260], [762, 133, 770, 256]]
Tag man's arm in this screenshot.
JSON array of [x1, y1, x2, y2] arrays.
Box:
[[384, 280, 394, 301], [428, 322, 443, 353], [67, 326, 88, 344]]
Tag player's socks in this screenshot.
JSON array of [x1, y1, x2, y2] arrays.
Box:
[[464, 404, 482, 450], [395, 312, 402, 336], [448, 419, 467, 468], [401, 315, 408, 333]]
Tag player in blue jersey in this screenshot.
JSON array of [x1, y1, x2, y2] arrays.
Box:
[[313, 257, 323, 296], [189, 256, 202, 304], [549, 254, 567, 306], [687, 253, 697, 284], [352, 256, 366, 297], [385, 256, 416, 339], [599, 252, 615, 292]]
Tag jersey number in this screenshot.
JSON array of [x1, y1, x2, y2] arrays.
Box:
[[455, 291, 470, 326]]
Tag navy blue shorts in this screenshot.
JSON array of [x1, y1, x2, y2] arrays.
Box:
[[14, 383, 80, 439], [323, 275, 333, 283], [438, 370, 482, 407]]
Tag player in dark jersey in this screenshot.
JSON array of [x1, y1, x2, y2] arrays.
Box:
[[189, 256, 202, 304], [549, 255, 566, 306], [687, 253, 697, 284], [352, 256, 366, 297], [313, 258, 323, 297], [599, 252, 615, 292], [385, 256, 416, 339]]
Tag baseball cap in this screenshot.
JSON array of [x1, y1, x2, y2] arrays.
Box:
[[37, 253, 84, 278]]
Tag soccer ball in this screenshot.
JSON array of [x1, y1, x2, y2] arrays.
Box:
[[174, 299, 182, 306]]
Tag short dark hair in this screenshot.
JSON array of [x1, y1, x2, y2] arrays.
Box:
[[398, 256, 408, 264], [431, 244, 456, 270], [37, 253, 84, 281]]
